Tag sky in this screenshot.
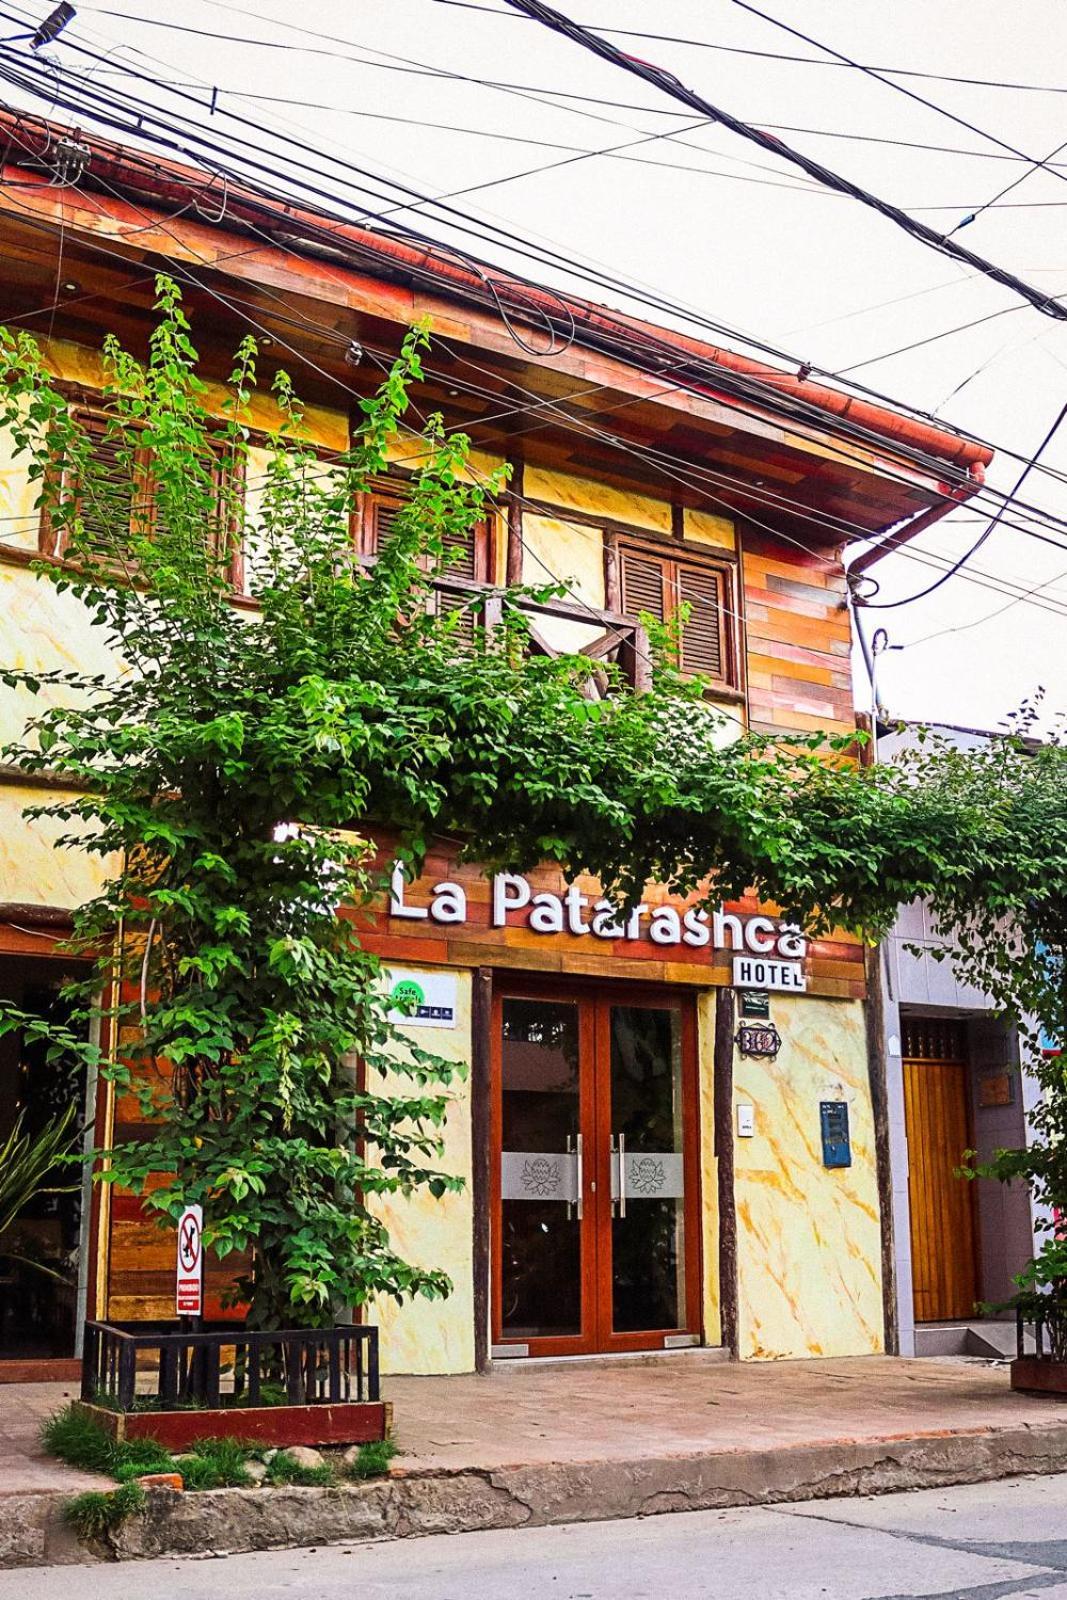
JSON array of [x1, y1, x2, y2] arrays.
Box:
[[5, 0, 1067, 732]]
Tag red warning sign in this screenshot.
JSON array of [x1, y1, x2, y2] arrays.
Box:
[[176, 1203, 203, 1316]]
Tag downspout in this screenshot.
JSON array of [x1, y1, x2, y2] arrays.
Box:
[[847, 461, 986, 581]]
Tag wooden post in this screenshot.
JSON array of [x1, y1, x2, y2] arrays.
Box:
[[713, 986, 739, 1357], [864, 944, 899, 1355], [471, 966, 493, 1373], [505, 459, 524, 586], [603, 530, 621, 613]]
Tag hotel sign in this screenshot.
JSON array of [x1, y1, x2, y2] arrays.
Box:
[[390, 865, 808, 984]]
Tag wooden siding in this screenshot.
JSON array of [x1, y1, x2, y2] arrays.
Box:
[[361, 842, 866, 1000], [741, 530, 856, 737]]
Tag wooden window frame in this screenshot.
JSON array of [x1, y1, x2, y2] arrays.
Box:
[[614, 531, 740, 691], [352, 475, 494, 583], [39, 394, 246, 590]]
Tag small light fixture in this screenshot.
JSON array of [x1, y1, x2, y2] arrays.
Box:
[[60, 279, 80, 295], [344, 339, 363, 368]]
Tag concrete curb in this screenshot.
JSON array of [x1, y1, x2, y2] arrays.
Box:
[[8, 1420, 1067, 1567]]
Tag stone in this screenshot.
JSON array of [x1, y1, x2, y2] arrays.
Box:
[[243, 1460, 268, 1484], [281, 1446, 325, 1471]]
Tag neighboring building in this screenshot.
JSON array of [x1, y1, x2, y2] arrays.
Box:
[[0, 110, 995, 1380], [878, 723, 1041, 1359]]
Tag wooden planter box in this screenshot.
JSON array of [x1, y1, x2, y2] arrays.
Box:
[[1011, 1356, 1067, 1396], [80, 1319, 386, 1448], [74, 1396, 389, 1450]]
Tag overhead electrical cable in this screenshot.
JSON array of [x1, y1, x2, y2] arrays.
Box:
[[2, 12, 1061, 497], [495, 0, 1067, 323], [856, 396, 1067, 609], [423, 0, 1067, 95], [5, 34, 1067, 524], [727, 0, 1067, 188]]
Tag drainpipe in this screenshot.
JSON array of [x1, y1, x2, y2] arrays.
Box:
[[848, 461, 986, 581]]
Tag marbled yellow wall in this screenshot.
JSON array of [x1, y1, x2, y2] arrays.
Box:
[[733, 995, 883, 1360], [372, 964, 475, 1375], [697, 988, 721, 1347], [0, 781, 110, 907]]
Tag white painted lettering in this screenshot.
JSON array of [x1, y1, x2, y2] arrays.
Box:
[[682, 906, 711, 947], [564, 883, 590, 936], [777, 924, 808, 959], [429, 881, 467, 924], [745, 915, 778, 954], [713, 910, 745, 950], [591, 901, 625, 939], [625, 904, 649, 940], [390, 863, 428, 920], [492, 873, 530, 926], [529, 892, 565, 934], [649, 905, 682, 946]]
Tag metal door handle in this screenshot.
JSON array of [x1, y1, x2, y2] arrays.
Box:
[[617, 1131, 626, 1217], [576, 1132, 584, 1220]]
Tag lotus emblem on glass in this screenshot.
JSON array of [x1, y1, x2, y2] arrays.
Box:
[[521, 1157, 562, 1197], [629, 1156, 666, 1196]]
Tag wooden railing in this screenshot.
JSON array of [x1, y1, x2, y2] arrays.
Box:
[[431, 575, 652, 698], [81, 1320, 380, 1411]]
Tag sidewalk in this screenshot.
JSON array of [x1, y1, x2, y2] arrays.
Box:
[[5, 1353, 1067, 1566]]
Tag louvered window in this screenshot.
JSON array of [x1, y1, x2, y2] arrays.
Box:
[[41, 404, 243, 581], [620, 540, 733, 686], [363, 488, 486, 580]]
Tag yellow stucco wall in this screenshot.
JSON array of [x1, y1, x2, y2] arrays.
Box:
[[372, 964, 476, 1375], [733, 995, 883, 1360]]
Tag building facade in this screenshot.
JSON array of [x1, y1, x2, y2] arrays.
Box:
[[878, 723, 1042, 1360], [0, 112, 994, 1378]]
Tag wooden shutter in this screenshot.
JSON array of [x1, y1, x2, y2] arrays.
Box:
[[61, 414, 139, 559], [621, 547, 667, 622], [367, 489, 484, 578], [620, 540, 733, 686], [677, 560, 724, 680]]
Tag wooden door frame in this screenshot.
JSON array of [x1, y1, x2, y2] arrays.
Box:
[[903, 1049, 979, 1324], [490, 973, 703, 1357]]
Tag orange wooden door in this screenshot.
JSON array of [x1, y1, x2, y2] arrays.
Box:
[[903, 1057, 978, 1322]]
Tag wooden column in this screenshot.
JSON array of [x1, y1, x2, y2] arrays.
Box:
[[713, 986, 739, 1356], [864, 944, 899, 1355], [505, 459, 524, 586], [470, 965, 493, 1373]]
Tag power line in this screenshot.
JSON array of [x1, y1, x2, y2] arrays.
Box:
[[0, 12, 1052, 493], [496, 0, 1067, 323], [8, 34, 1067, 526], [424, 0, 1067, 96], [857, 396, 1067, 610], [728, 0, 1067, 189]]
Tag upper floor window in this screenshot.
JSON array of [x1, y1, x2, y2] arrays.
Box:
[[356, 482, 491, 581], [619, 538, 737, 687], [39, 402, 244, 585]]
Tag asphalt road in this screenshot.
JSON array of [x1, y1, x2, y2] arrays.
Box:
[[6, 1474, 1067, 1599]]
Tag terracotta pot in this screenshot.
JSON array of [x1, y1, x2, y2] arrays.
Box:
[[1011, 1356, 1067, 1396]]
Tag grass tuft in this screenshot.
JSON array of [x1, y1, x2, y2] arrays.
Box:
[[42, 1403, 176, 1480], [64, 1481, 146, 1541], [345, 1437, 397, 1480], [179, 1436, 254, 1490], [266, 1449, 336, 1488]]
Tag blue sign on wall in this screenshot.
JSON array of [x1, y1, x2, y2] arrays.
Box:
[[820, 1101, 852, 1168]]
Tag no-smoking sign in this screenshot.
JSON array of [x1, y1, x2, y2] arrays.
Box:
[[175, 1203, 203, 1316]]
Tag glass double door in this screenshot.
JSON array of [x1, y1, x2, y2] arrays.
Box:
[[492, 983, 699, 1356]]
